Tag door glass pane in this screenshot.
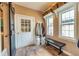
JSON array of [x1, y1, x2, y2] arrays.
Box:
[[21, 19, 31, 32]]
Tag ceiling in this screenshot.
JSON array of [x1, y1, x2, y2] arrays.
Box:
[[14, 2, 54, 12]]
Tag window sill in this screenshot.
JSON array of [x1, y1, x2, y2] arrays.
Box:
[[59, 36, 77, 43]]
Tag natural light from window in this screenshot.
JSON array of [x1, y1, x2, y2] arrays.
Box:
[[45, 13, 53, 36], [60, 9, 74, 38]]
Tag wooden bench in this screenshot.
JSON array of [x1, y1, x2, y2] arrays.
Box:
[[45, 38, 66, 55]]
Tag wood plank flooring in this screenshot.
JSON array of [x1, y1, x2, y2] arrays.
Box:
[[15, 45, 68, 56], [44, 45, 68, 56]]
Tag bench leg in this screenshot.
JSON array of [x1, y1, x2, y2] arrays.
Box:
[[58, 47, 62, 55]]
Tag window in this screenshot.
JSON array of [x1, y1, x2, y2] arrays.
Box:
[[21, 19, 31, 32], [60, 8, 75, 38], [45, 13, 53, 35]]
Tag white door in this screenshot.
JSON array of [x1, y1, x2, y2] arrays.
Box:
[[15, 14, 35, 49]]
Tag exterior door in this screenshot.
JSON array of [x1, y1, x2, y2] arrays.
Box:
[[15, 14, 35, 49]]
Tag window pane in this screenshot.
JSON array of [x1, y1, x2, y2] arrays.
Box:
[[45, 14, 53, 35], [69, 10, 74, 19], [65, 31, 69, 36], [62, 30, 66, 36], [62, 25, 65, 31], [70, 25, 74, 30], [65, 25, 69, 31], [62, 13, 66, 21], [69, 30, 74, 37], [61, 9, 74, 38], [49, 16, 53, 24], [65, 12, 69, 20]]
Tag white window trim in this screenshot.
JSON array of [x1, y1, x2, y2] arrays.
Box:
[[44, 12, 53, 36], [56, 3, 78, 42], [59, 7, 75, 40]]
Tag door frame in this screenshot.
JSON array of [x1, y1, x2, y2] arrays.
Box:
[[9, 2, 15, 56], [8, 2, 12, 56]]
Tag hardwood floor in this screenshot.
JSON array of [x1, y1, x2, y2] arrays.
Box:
[[44, 45, 68, 56], [15, 45, 68, 56], [15, 45, 52, 56]]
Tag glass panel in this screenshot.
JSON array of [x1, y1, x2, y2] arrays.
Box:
[[65, 25, 69, 31], [21, 19, 31, 32], [61, 9, 74, 38], [65, 31, 69, 36], [62, 13, 66, 21], [69, 10, 74, 19], [49, 16, 53, 24], [69, 30, 74, 37], [45, 14, 53, 35], [62, 25, 65, 31], [70, 25, 74, 30], [62, 30, 66, 36]]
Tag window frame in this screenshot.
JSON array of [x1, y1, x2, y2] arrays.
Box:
[[44, 12, 54, 36], [60, 8, 75, 38], [58, 3, 78, 42], [21, 19, 31, 32]]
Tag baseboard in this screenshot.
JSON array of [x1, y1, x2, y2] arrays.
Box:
[[63, 50, 73, 56]]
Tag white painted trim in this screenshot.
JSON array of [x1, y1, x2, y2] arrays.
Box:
[[57, 2, 78, 42], [44, 12, 54, 36], [43, 12, 53, 18], [54, 2, 78, 13]]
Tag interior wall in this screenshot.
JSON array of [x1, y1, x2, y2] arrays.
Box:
[[13, 3, 43, 23]]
